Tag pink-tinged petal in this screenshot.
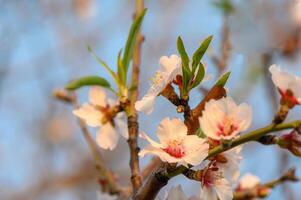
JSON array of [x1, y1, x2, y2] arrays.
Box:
[[290, 79, 301, 103], [89, 87, 107, 107], [214, 178, 233, 200], [236, 103, 252, 132], [96, 123, 119, 150], [138, 145, 179, 163], [239, 173, 260, 189], [73, 103, 102, 127], [182, 136, 209, 166], [157, 118, 187, 144], [165, 185, 188, 200], [114, 112, 128, 139], [135, 95, 156, 114], [269, 65, 296, 91], [200, 186, 218, 200], [140, 132, 162, 148]]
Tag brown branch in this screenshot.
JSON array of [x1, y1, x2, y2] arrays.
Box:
[[126, 0, 144, 193], [233, 168, 299, 200], [141, 157, 162, 181]]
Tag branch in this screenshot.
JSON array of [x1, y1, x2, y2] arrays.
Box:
[[233, 168, 299, 200], [127, 0, 144, 192]]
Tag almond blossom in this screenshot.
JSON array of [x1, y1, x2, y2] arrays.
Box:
[[269, 64, 301, 107], [139, 118, 209, 166], [199, 97, 252, 140], [199, 163, 233, 200], [135, 55, 182, 114], [238, 173, 260, 190], [159, 185, 200, 200], [73, 87, 128, 150]]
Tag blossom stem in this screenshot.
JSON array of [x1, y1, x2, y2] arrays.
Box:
[[126, 0, 144, 193]]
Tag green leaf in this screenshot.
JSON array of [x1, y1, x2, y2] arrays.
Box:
[[196, 128, 207, 138], [212, 0, 235, 16], [117, 49, 126, 84], [122, 9, 147, 73], [191, 35, 213, 73], [177, 36, 191, 91], [87, 46, 117, 81], [215, 71, 231, 87], [191, 62, 205, 89], [65, 76, 111, 91]]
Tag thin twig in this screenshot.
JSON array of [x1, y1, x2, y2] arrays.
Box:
[[127, 0, 144, 193]]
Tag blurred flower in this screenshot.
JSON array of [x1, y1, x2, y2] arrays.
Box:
[[74, 0, 97, 20], [199, 97, 252, 140], [238, 173, 260, 190], [279, 131, 301, 157], [97, 191, 118, 200], [73, 87, 128, 150], [199, 165, 233, 200], [269, 65, 301, 108], [139, 118, 209, 166], [291, 0, 301, 25], [135, 55, 182, 114], [159, 185, 201, 200]]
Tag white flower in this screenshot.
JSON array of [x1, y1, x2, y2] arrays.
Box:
[[157, 185, 200, 200], [139, 118, 209, 166], [217, 146, 243, 185], [291, 0, 301, 25], [135, 55, 182, 114], [73, 87, 128, 150], [97, 191, 118, 200], [200, 166, 233, 200], [238, 173, 260, 190], [269, 64, 301, 106], [199, 97, 252, 140]]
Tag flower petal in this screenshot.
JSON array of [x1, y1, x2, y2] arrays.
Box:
[[157, 118, 187, 144], [73, 103, 102, 127], [182, 136, 209, 166], [89, 87, 107, 107], [165, 185, 188, 200], [135, 95, 156, 115], [114, 112, 128, 139], [214, 178, 233, 200], [96, 123, 119, 150], [140, 132, 162, 148]]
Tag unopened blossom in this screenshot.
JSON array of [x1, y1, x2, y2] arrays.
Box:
[[73, 87, 128, 150], [139, 118, 209, 166], [238, 173, 260, 190], [269, 65, 301, 108], [199, 165, 233, 200], [199, 97, 252, 140], [135, 55, 182, 114]]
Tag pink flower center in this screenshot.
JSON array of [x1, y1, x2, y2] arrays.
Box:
[[201, 166, 221, 188], [163, 140, 185, 158], [217, 117, 238, 137], [279, 89, 299, 108]]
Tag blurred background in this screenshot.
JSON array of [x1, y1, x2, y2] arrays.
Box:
[[1, 0, 301, 199]]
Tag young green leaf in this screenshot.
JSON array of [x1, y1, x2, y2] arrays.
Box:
[[191, 62, 205, 89], [122, 8, 147, 73], [65, 76, 111, 91], [87, 46, 117, 82], [212, 0, 235, 16], [177, 36, 191, 91], [191, 35, 213, 73], [196, 128, 207, 138], [117, 49, 126, 84], [215, 71, 231, 87]]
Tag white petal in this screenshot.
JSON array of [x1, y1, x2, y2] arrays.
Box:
[[269, 65, 296, 91], [135, 95, 156, 114], [159, 54, 181, 75], [182, 136, 209, 166], [97, 192, 118, 200], [89, 87, 107, 107], [114, 112, 128, 139], [73, 103, 102, 127], [239, 173, 260, 189], [214, 178, 233, 200], [96, 123, 119, 150], [140, 132, 162, 148], [166, 185, 188, 200], [200, 186, 218, 200], [236, 103, 252, 132], [157, 118, 187, 144]]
